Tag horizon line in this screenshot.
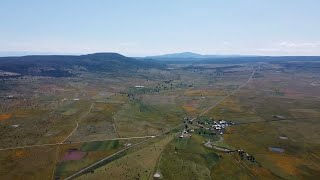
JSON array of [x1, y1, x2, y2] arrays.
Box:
[[0, 51, 320, 58]]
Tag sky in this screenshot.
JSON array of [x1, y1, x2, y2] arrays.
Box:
[[1, 0, 320, 56]]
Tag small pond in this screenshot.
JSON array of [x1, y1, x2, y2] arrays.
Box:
[[268, 147, 285, 153]]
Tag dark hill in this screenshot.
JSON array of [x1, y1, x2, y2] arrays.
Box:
[[0, 53, 166, 77]]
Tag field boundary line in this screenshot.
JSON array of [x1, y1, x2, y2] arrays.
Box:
[[0, 135, 156, 151]]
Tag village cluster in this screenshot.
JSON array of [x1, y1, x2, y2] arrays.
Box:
[[178, 117, 259, 165], [179, 117, 236, 138]]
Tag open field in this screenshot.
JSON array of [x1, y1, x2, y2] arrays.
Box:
[[77, 133, 175, 179], [1, 58, 320, 179]]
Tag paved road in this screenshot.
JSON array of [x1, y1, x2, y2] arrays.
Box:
[[64, 70, 256, 180]]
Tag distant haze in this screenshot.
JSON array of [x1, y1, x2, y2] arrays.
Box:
[[146, 52, 252, 59], [1, 0, 320, 56]]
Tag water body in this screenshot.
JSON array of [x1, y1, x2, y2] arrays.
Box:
[[269, 147, 285, 153]]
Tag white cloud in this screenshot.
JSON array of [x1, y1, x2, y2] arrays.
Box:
[[278, 41, 320, 48], [256, 41, 320, 55]]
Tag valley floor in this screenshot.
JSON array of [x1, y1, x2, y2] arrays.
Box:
[[1, 61, 320, 179]]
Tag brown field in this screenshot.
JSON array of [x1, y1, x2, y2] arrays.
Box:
[[0, 113, 11, 121]]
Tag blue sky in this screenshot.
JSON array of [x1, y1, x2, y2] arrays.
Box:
[[1, 0, 320, 56]]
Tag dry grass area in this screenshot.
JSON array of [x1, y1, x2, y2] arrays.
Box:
[[0, 146, 58, 180], [0, 114, 12, 121], [184, 89, 227, 97], [66, 102, 124, 142], [142, 95, 177, 105], [208, 69, 320, 179], [77, 134, 174, 180], [114, 99, 183, 137], [1, 62, 320, 179]]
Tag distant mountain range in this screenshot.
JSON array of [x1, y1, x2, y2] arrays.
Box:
[[1, 52, 319, 78], [145, 52, 251, 60], [144, 52, 320, 63]]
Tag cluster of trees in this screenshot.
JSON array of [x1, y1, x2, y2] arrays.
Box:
[[198, 131, 215, 136], [238, 150, 255, 162]]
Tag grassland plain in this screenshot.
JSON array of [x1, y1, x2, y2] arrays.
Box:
[[53, 139, 144, 179], [72, 67, 255, 180], [158, 134, 220, 180], [76, 133, 175, 179], [0, 146, 58, 180], [1, 61, 320, 179], [114, 98, 184, 137], [209, 69, 320, 179], [64, 102, 123, 142], [0, 67, 189, 179]]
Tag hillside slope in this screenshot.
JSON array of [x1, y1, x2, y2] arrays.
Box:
[[0, 53, 166, 77]]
